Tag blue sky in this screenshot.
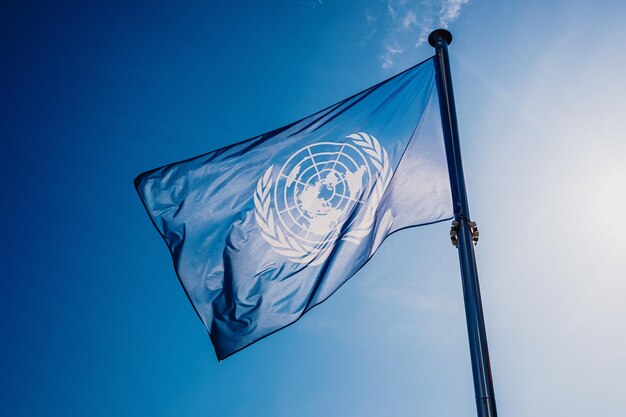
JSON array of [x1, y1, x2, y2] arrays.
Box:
[[2, 1, 625, 416]]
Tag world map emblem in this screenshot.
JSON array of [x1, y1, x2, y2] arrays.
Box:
[[254, 132, 392, 265]]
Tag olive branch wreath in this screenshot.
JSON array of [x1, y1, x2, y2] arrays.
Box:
[[253, 132, 392, 265]]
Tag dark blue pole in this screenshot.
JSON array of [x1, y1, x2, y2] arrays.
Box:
[[428, 29, 498, 417]]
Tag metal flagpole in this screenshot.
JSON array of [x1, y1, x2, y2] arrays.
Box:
[[428, 29, 499, 417]]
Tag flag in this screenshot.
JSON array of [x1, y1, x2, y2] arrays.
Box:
[[135, 57, 453, 360]]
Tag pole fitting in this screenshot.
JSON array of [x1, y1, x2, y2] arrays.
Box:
[[450, 220, 460, 247], [428, 29, 453, 47], [450, 218, 480, 247], [468, 220, 479, 245]]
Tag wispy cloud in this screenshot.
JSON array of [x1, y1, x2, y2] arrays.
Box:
[[376, 0, 470, 69], [381, 39, 404, 69], [439, 0, 469, 27], [301, 0, 324, 8], [360, 9, 379, 45], [402, 11, 417, 30], [365, 9, 377, 24]]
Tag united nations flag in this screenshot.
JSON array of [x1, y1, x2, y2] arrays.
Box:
[[135, 57, 453, 360]]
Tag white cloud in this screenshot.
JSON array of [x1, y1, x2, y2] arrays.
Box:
[[439, 0, 469, 28], [361, 10, 379, 45], [301, 0, 324, 8], [387, 2, 398, 20], [402, 11, 417, 30], [373, 0, 471, 69], [365, 9, 377, 24], [380, 39, 404, 69]]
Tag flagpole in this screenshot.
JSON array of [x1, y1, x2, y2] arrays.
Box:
[[428, 29, 498, 417]]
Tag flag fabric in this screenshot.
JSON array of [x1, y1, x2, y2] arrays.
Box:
[[135, 57, 453, 360]]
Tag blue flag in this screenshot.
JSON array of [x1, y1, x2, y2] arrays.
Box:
[[135, 57, 453, 360]]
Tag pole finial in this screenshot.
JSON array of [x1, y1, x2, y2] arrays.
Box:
[[428, 29, 453, 47]]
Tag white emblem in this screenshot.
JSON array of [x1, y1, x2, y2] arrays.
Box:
[[254, 132, 392, 265]]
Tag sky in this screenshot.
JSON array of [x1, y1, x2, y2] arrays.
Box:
[[1, 1, 625, 416]]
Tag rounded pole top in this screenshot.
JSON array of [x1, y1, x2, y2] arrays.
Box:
[[428, 29, 453, 47]]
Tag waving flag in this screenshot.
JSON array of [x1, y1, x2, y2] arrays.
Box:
[[135, 57, 452, 360]]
